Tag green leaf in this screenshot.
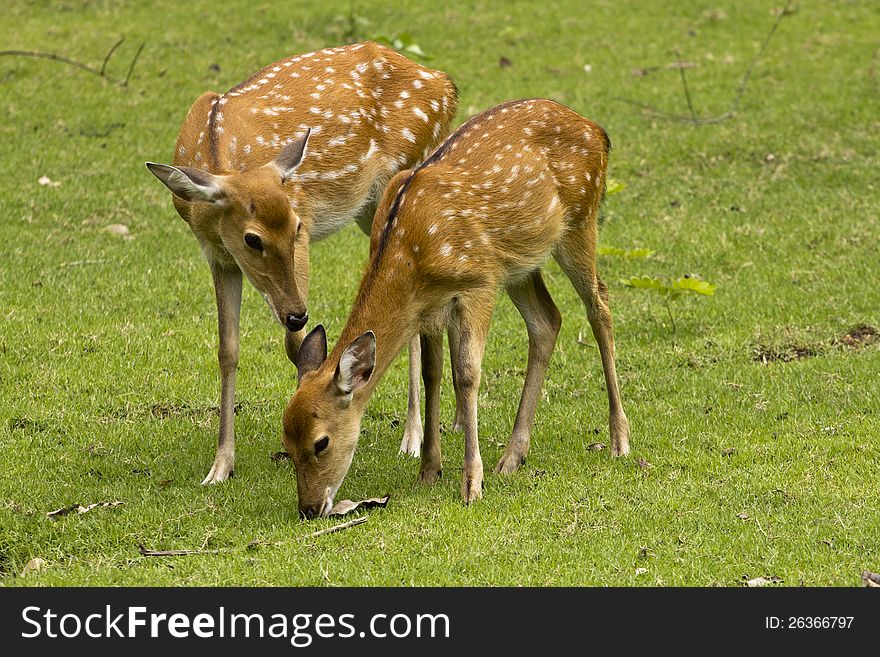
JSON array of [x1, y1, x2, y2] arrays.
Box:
[[370, 33, 430, 59], [621, 276, 668, 294], [670, 276, 717, 296], [605, 178, 626, 197], [404, 44, 430, 59]]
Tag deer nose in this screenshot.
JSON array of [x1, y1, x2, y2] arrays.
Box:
[[300, 504, 320, 520], [286, 312, 308, 332]]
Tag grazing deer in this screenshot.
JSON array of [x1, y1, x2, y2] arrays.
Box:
[[284, 98, 630, 517], [145, 42, 458, 484]]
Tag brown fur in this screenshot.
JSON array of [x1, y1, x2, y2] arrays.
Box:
[[147, 42, 458, 485], [284, 99, 630, 516]]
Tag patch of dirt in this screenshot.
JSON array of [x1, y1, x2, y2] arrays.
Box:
[[753, 323, 878, 363], [752, 343, 817, 364], [835, 324, 878, 349]]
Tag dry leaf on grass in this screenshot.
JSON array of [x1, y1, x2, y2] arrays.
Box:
[[328, 495, 389, 517], [104, 224, 133, 240], [38, 175, 60, 187], [270, 451, 291, 462], [21, 557, 46, 577], [47, 500, 123, 520], [862, 570, 880, 587], [736, 512, 750, 520], [587, 442, 606, 451], [742, 575, 783, 587]]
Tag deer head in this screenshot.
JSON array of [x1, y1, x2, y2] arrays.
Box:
[[282, 324, 376, 518], [146, 129, 312, 333]]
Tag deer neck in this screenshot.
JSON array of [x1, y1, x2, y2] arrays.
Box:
[[329, 260, 422, 405]]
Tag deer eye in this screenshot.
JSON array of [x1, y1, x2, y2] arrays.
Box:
[[244, 233, 263, 251], [314, 436, 329, 455]]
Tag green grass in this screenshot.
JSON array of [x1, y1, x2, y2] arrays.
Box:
[[1, 0, 878, 586]]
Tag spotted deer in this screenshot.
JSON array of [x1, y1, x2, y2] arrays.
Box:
[[145, 42, 458, 484], [283, 98, 630, 517]]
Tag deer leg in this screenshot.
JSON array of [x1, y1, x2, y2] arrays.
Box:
[[453, 297, 494, 504], [447, 317, 465, 432], [555, 229, 630, 456], [418, 332, 443, 484], [203, 262, 243, 484], [400, 335, 424, 456], [496, 271, 562, 473]]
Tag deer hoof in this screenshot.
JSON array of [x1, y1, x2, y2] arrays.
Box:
[[200, 458, 234, 485], [461, 465, 484, 505], [419, 463, 441, 485], [494, 451, 526, 474], [399, 426, 423, 458]]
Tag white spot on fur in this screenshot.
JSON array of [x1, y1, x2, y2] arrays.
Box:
[[401, 128, 416, 143], [413, 107, 429, 122], [360, 139, 378, 162], [440, 244, 452, 256]]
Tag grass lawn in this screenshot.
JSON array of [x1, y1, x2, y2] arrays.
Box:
[[1, 0, 878, 586]]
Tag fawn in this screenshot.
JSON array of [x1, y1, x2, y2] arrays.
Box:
[[283, 98, 630, 517], [145, 42, 457, 483]]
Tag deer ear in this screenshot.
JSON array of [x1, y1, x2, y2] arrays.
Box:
[[296, 324, 327, 382], [334, 331, 375, 397], [274, 128, 311, 183], [146, 162, 227, 204]]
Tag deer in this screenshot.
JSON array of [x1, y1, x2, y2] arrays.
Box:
[[283, 98, 631, 518], [145, 42, 458, 484]]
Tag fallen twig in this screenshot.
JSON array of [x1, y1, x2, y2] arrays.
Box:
[[137, 517, 370, 556], [0, 37, 145, 88], [47, 500, 123, 520], [307, 516, 368, 538], [675, 49, 697, 122], [616, 0, 793, 125], [59, 259, 108, 267], [138, 543, 222, 557], [631, 61, 699, 76]]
